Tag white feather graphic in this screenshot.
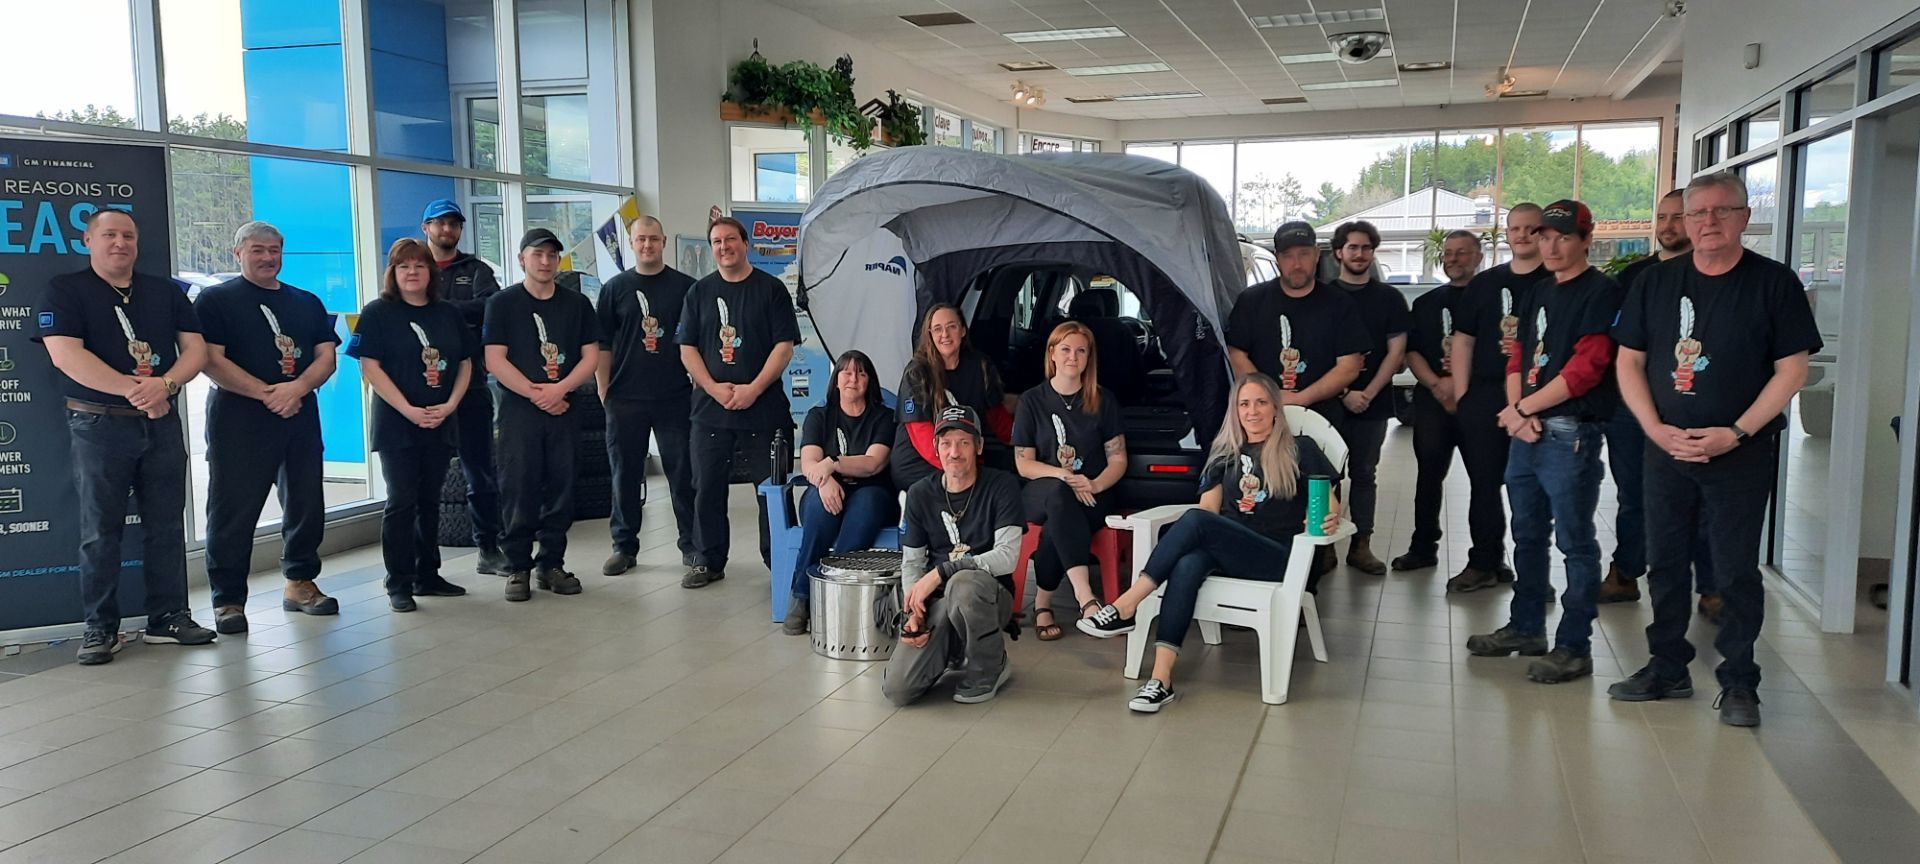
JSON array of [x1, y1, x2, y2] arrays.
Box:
[[940, 511, 962, 546], [637, 291, 651, 317], [1500, 288, 1513, 317], [1441, 308, 1453, 337], [836, 429, 849, 456], [409, 322, 432, 347], [1051, 414, 1068, 447], [716, 297, 730, 328], [1280, 315, 1293, 349], [113, 307, 138, 341], [533, 312, 549, 343], [1534, 308, 1547, 340], [1679, 296, 1695, 340], [1239, 453, 1255, 475], [259, 305, 284, 336]]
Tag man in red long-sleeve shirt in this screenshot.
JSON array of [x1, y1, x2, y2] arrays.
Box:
[[1464, 199, 1623, 685]]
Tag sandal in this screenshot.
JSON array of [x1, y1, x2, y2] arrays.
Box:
[[1034, 608, 1063, 641]]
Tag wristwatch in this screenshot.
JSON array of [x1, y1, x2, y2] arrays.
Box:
[[1732, 424, 1750, 444], [161, 375, 180, 396]]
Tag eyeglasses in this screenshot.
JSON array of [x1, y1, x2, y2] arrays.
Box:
[[1684, 205, 1750, 221]]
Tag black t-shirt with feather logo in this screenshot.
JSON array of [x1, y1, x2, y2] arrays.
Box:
[[1011, 384, 1123, 479], [1514, 267, 1623, 420]]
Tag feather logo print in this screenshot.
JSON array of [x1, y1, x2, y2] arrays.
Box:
[[1051, 413, 1082, 471], [412, 321, 446, 388], [1278, 314, 1304, 390], [1527, 307, 1549, 387], [534, 312, 563, 381], [262, 305, 301, 378], [637, 290, 662, 353], [940, 510, 969, 561], [1235, 453, 1267, 513], [115, 306, 157, 376], [1672, 296, 1708, 393], [716, 296, 739, 364], [1440, 307, 1454, 372], [1498, 287, 1519, 358]]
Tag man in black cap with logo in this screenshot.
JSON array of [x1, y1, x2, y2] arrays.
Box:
[[422, 198, 507, 576], [35, 209, 217, 664], [1465, 200, 1622, 686], [885, 405, 1024, 706], [484, 229, 601, 601], [1608, 172, 1821, 727], [676, 216, 801, 589], [195, 220, 341, 634]]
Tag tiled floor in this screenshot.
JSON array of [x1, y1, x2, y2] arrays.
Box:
[[3, 423, 1918, 864]]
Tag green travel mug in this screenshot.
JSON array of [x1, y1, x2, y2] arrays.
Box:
[[1306, 475, 1331, 536]]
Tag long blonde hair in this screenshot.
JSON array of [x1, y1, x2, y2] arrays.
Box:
[[1043, 321, 1102, 413], [1204, 373, 1299, 500]]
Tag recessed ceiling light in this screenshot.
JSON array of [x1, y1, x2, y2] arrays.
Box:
[[1111, 91, 1203, 101], [1398, 60, 1451, 72], [1064, 62, 1171, 76], [999, 60, 1057, 72], [1005, 26, 1127, 43], [900, 12, 972, 27], [1064, 96, 1115, 104], [1251, 8, 1385, 28], [1280, 47, 1393, 64], [1299, 79, 1398, 91], [1262, 96, 1309, 105], [1498, 89, 1549, 98]]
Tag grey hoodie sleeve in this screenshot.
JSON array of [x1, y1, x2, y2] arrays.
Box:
[[936, 525, 1023, 580], [902, 544, 931, 593]]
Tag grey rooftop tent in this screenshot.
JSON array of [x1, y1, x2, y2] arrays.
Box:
[[796, 148, 1245, 445]]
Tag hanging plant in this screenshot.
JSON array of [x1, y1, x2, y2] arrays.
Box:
[[723, 47, 874, 151], [871, 89, 925, 147]]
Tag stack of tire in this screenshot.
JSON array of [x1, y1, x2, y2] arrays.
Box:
[[434, 386, 615, 547], [438, 456, 476, 548]]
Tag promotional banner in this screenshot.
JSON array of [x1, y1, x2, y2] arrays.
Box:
[[734, 209, 802, 291], [0, 137, 172, 635]]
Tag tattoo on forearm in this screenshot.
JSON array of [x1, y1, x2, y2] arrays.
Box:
[[1015, 447, 1036, 461], [1104, 436, 1126, 457]]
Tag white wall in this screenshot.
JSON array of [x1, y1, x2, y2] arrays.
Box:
[[1678, 0, 1916, 171]]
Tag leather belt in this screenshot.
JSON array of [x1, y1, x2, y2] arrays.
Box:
[[66, 399, 150, 418]]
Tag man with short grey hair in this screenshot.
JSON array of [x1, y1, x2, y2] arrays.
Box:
[[194, 220, 342, 634]]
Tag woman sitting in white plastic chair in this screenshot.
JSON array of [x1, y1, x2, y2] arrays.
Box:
[[1079, 372, 1341, 712]]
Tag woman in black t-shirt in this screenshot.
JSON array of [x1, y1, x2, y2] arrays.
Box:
[[1013, 322, 1127, 641], [783, 350, 900, 633], [347, 239, 478, 610], [1079, 374, 1342, 712], [892, 304, 1013, 488]]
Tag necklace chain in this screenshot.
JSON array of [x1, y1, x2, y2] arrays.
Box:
[[110, 282, 133, 305], [942, 475, 979, 521]]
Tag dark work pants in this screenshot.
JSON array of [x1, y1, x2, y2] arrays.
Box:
[[67, 409, 190, 633], [378, 441, 451, 597], [453, 385, 501, 548], [791, 483, 900, 599], [495, 396, 578, 572], [1339, 415, 1388, 537], [1454, 383, 1512, 570], [1643, 439, 1775, 690], [1604, 407, 1718, 592], [689, 422, 774, 573], [1021, 478, 1111, 593], [203, 393, 325, 609], [606, 397, 696, 558], [1144, 509, 1295, 649], [1407, 386, 1460, 556]]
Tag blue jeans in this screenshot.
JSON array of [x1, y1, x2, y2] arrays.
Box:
[[1143, 509, 1294, 650], [67, 410, 191, 633], [1505, 417, 1604, 655], [1605, 407, 1718, 593], [790, 483, 900, 599]]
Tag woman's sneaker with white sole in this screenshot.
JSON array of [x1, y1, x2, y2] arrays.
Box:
[[1129, 679, 1179, 713], [1076, 604, 1134, 638]]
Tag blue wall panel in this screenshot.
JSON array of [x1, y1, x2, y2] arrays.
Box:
[[376, 170, 458, 258], [368, 0, 449, 64], [240, 0, 342, 48], [242, 48, 349, 152], [372, 51, 455, 164]]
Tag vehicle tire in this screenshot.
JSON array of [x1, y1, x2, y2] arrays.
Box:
[[437, 456, 478, 547], [573, 473, 614, 520], [1392, 386, 1415, 427]]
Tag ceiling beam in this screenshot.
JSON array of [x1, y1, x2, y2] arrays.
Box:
[[1612, 16, 1683, 101]]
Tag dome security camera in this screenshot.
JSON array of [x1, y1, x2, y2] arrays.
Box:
[[1329, 31, 1390, 64]]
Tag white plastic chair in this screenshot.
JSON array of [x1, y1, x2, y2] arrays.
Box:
[[1105, 405, 1353, 705]]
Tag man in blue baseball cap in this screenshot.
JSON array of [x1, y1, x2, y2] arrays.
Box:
[[422, 198, 508, 576]]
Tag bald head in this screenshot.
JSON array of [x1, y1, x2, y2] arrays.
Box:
[[629, 214, 667, 273]]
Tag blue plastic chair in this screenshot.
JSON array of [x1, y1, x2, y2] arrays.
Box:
[[761, 387, 902, 622]]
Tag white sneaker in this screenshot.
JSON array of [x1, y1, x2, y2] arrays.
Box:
[[1129, 679, 1179, 713]]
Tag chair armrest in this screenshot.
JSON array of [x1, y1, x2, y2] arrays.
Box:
[[1106, 503, 1197, 533], [1298, 519, 1357, 546]]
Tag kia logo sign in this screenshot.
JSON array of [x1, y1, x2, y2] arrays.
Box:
[[751, 221, 799, 242], [864, 256, 908, 276]]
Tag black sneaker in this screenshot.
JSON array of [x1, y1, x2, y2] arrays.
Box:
[[1714, 688, 1762, 727], [143, 612, 216, 646], [412, 575, 467, 597], [781, 596, 809, 635], [535, 566, 582, 595], [1390, 550, 1438, 571], [389, 594, 418, 613], [1465, 625, 1548, 657], [1447, 567, 1503, 593], [1128, 679, 1179, 713], [953, 664, 1012, 704], [76, 629, 121, 665], [681, 551, 699, 568], [1076, 604, 1135, 638], [504, 571, 532, 602], [681, 566, 723, 589], [1607, 667, 1695, 702], [1526, 647, 1594, 684], [602, 552, 635, 576], [476, 545, 509, 576]]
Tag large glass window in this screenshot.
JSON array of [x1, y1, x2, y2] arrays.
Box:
[[1178, 143, 1236, 224], [1430, 130, 1499, 231], [161, 0, 348, 149], [1877, 29, 1920, 95], [517, 0, 619, 184], [1744, 103, 1782, 151], [527, 187, 622, 291], [1741, 156, 1782, 256], [969, 122, 1001, 153], [369, 0, 497, 165], [1500, 125, 1578, 210], [4, 1, 139, 128], [1578, 122, 1660, 222], [730, 126, 811, 204], [1126, 143, 1176, 165], [1799, 64, 1857, 128], [931, 109, 963, 148]]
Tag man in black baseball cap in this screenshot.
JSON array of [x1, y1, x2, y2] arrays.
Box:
[[483, 226, 601, 601], [422, 198, 507, 576]]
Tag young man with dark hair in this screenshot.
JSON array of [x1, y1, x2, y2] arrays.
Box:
[[1607, 172, 1820, 727], [1466, 200, 1622, 685], [1443, 204, 1549, 592], [36, 209, 217, 664], [677, 216, 801, 588], [195, 221, 341, 634], [595, 215, 698, 576], [484, 229, 602, 601], [1327, 219, 1409, 575], [1393, 229, 1482, 572], [422, 199, 507, 576]]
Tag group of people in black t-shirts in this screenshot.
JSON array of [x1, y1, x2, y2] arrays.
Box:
[[41, 174, 1818, 727]]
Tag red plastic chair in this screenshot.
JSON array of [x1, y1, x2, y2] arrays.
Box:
[[1014, 522, 1130, 612]]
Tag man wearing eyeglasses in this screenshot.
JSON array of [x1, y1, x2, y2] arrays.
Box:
[[1608, 172, 1821, 728], [1327, 220, 1409, 576], [1597, 190, 1720, 620], [1392, 230, 1483, 575], [1445, 203, 1549, 593]]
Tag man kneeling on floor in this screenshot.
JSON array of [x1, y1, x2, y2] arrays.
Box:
[[884, 406, 1024, 706]]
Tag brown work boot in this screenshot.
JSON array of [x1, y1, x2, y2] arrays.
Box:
[[1597, 564, 1642, 604], [1346, 535, 1386, 576], [1697, 593, 1724, 624], [214, 605, 248, 635], [281, 580, 340, 616]]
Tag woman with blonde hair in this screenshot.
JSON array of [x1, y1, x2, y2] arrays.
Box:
[[1079, 373, 1341, 711], [1013, 321, 1127, 640]]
